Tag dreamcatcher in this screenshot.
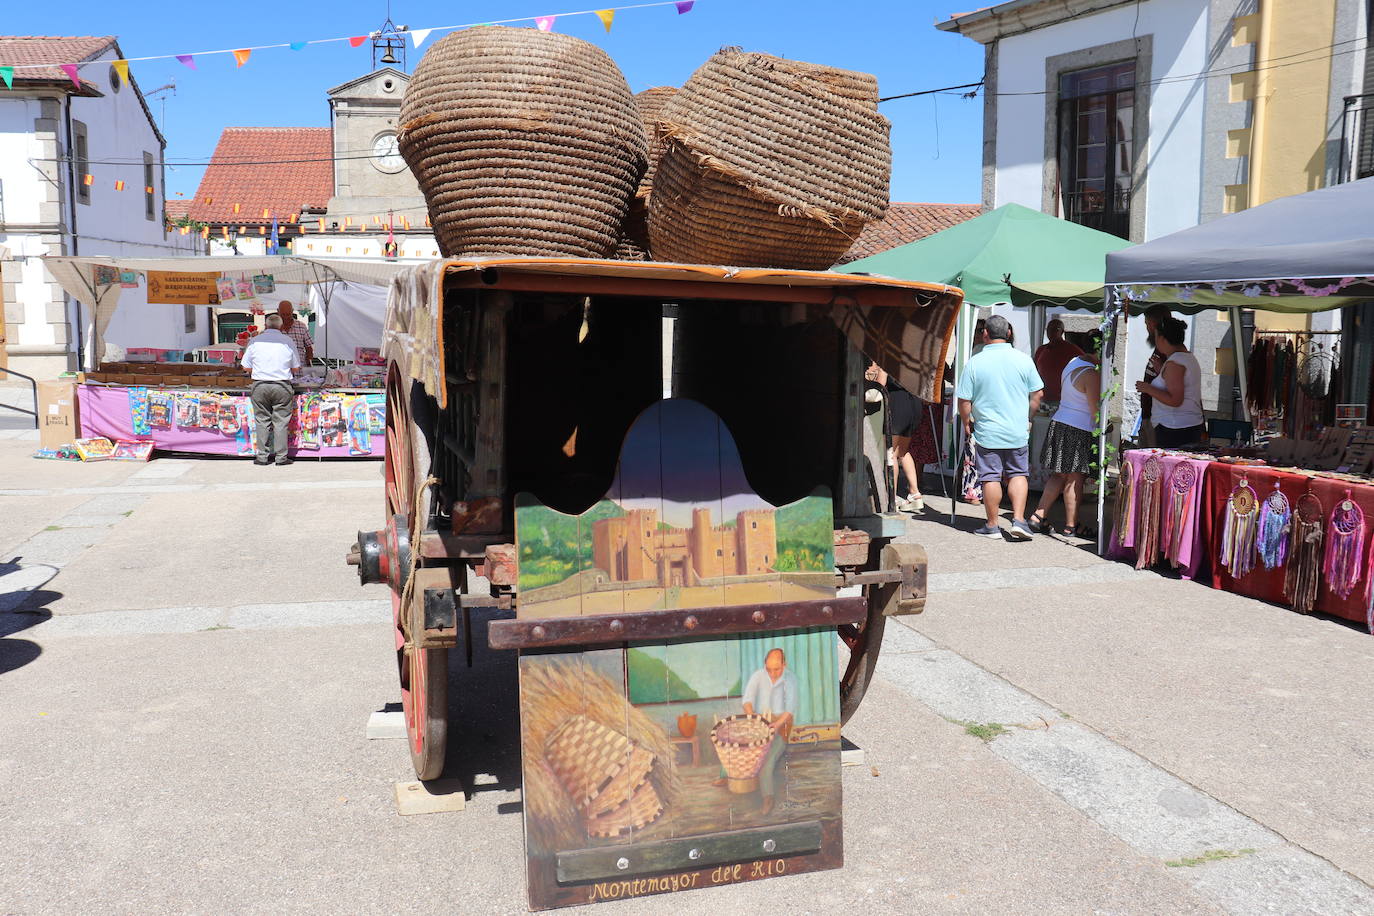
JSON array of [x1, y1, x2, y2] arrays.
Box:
[[1133, 456, 1163, 570], [1323, 493, 1365, 600], [1218, 476, 1259, 580], [1298, 341, 1335, 399], [1113, 456, 1136, 549], [1163, 462, 1196, 568], [1255, 483, 1291, 570], [1284, 492, 1325, 614]]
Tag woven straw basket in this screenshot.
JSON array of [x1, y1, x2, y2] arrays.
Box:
[[710, 714, 774, 794], [399, 26, 648, 258], [616, 86, 678, 260], [647, 48, 891, 270], [542, 714, 664, 835]]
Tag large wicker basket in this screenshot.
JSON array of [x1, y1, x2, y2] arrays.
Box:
[[616, 86, 678, 260], [647, 49, 891, 270], [710, 714, 774, 794], [399, 26, 648, 259]]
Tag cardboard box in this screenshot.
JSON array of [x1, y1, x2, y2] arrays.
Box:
[[37, 378, 81, 450]]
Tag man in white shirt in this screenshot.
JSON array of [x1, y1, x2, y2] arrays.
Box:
[[240, 313, 301, 466], [712, 647, 798, 814]]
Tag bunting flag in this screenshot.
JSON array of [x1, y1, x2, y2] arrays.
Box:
[[0, 66, 12, 90], [232, 203, 241, 214], [145, 185, 153, 193], [344, 216, 352, 226], [83, 173, 94, 186], [60, 64, 80, 89], [676, 1, 694, 11], [410, 28, 433, 48], [318, 219, 326, 231], [595, 9, 615, 31], [203, 196, 213, 205], [112, 59, 129, 83], [232, 49, 251, 67], [261, 208, 271, 218], [176, 54, 196, 69], [348, 36, 367, 48], [536, 16, 556, 31], [289, 41, 307, 51], [201, 227, 210, 239], [221, 227, 229, 239], [114, 180, 125, 191]]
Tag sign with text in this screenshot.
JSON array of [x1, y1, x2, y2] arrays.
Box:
[[146, 271, 221, 305]]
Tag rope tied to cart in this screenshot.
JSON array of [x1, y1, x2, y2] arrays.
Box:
[[399, 474, 440, 648]]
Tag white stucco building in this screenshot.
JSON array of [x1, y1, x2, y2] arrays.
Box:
[[937, 0, 1368, 422], [0, 35, 205, 383]]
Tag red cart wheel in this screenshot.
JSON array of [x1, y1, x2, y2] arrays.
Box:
[[383, 364, 448, 780], [838, 585, 886, 726]]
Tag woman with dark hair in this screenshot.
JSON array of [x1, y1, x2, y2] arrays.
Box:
[[1134, 317, 1205, 448]]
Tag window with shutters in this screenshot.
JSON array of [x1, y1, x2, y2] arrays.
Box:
[[1056, 61, 1134, 238]]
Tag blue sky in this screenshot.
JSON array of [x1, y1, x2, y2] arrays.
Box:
[[9, 1, 986, 204]]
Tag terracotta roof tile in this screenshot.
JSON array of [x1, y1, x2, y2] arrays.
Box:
[[188, 127, 334, 226], [837, 202, 983, 264], [164, 199, 191, 220], [0, 35, 115, 92]]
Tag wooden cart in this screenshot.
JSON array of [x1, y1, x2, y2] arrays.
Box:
[[350, 257, 962, 909]]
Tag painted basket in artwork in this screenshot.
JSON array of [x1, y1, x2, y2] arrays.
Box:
[[647, 48, 891, 269], [399, 26, 648, 258], [710, 713, 774, 794]]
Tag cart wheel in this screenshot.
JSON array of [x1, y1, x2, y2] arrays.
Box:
[[384, 364, 448, 780], [838, 585, 887, 726], [395, 584, 449, 780]]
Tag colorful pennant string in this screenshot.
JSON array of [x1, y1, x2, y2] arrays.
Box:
[[0, 2, 697, 81]]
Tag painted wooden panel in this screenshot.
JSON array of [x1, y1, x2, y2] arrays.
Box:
[[515, 399, 843, 909]]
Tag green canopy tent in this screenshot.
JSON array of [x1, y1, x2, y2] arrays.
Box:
[[838, 203, 1133, 522]]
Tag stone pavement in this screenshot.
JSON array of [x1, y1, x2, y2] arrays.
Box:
[[1, 440, 1372, 914]]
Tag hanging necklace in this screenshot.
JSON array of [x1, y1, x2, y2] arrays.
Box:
[[1256, 482, 1292, 570], [1323, 494, 1365, 600], [1219, 476, 1259, 580], [1164, 462, 1196, 568], [1134, 456, 1163, 570], [1285, 491, 1325, 614]]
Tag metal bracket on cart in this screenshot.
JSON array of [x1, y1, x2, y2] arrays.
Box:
[[842, 542, 927, 615]]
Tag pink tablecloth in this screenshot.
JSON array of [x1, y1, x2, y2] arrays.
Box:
[[1108, 448, 1211, 580], [77, 383, 382, 459]]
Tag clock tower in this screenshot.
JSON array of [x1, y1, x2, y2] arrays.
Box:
[[322, 67, 426, 229]]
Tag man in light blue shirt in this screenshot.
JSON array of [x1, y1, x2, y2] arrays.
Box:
[[956, 315, 1044, 540], [712, 647, 797, 814]]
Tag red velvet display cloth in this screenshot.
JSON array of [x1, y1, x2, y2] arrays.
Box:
[[1201, 462, 1373, 627]]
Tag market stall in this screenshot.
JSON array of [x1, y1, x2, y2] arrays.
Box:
[[1100, 178, 1374, 629], [839, 203, 1132, 515], [42, 255, 403, 459]]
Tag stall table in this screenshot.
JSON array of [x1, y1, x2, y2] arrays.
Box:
[[77, 382, 383, 459], [1108, 449, 1211, 580], [1201, 462, 1373, 628]]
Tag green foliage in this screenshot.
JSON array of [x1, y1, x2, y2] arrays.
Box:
[[627, 648, 702, 703], [774, 496, 834, 572], [1165, 849, 1255, 868], [516, 499, 625, 588]]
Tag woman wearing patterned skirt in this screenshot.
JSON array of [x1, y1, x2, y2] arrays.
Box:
[[1028, 352, 1101, 538]]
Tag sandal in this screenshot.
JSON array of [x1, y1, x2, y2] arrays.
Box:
[[1027, 511, 1049, 534], [1060, 524, 1097, 540]]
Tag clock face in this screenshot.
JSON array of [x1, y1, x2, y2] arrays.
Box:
[[372, 133, 404, 172]]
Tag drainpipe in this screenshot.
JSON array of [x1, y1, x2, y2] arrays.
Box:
[[1247, 0, 1276, 210], [61, 92, 85, 371]]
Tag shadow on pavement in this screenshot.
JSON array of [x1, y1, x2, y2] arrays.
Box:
[[442, 605, 522, 804], [0, 637, 42, 675]]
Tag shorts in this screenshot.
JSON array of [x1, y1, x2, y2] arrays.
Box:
[[974, 443, 1029, 483]]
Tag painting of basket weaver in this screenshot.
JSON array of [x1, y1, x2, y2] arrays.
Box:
[[519, 627, 842, 908], [514, 398, 835, 620]]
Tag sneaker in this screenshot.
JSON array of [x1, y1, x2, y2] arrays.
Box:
[[1007, 519, 1034, 541], [973, 524, 1003, 539], [275, 458, 294, 467], [253, 457, 271, 466]]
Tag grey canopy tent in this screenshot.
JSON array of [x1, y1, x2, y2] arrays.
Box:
[[1090, 176, 1374, 550]]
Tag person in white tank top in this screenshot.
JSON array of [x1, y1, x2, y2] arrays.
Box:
[[1028, 344, 1102, 538], [1134, 317, 1205, 449]]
